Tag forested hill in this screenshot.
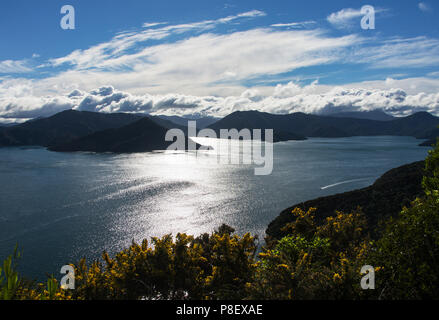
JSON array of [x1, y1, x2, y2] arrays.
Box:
[[266, 161, 426, 241], [2, 109, 438, 149], [0, 110, 144, 147], [208, 110, 439, 142], [49, 117, 202, 153]]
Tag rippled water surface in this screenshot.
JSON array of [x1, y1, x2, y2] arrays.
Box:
[[0, 136, 429, 279]]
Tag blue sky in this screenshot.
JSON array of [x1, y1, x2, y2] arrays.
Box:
[[0, 0, 438, 122]]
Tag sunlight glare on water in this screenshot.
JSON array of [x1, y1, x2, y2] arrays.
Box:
[[0, 136, 430, 279]]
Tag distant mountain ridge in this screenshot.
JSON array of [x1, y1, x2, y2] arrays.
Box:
[[208, 110, 439, 142], [0, 110, 144, 147], [1, 109, 438, 153], [326, 109, 395, 121], [0, 122, 21, 127], [49, 116, 201, 153], [207, 111, 307, 142], [157, 115, 220, 129]]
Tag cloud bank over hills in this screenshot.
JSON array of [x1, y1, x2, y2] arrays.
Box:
[[1, 81, 439, 123]]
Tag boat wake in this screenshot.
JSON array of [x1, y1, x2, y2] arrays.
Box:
[[320, 178, 374, 190]]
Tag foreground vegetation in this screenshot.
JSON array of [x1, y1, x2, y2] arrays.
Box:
[[2, 143, 439, 300]]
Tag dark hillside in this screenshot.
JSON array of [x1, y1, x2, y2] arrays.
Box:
[[0, 110, 144, 147], [266, 161, 425, 240]]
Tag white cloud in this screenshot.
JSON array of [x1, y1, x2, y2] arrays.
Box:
[[327, 7, 386, 30], [50, 10, 267, 71], [2, 77, 439, 123], [0, 59, 32, 74], [142, 22, 168, 28], [352, 36, 439, 69], [271, 21, 316, 28], [24, 26, 360, 97], [418, 2, 432, 12], [428, 71, 439, 77], [28, 28, 439, 99], [2, 10, 437, 99], [327, 8, 364, 29]]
